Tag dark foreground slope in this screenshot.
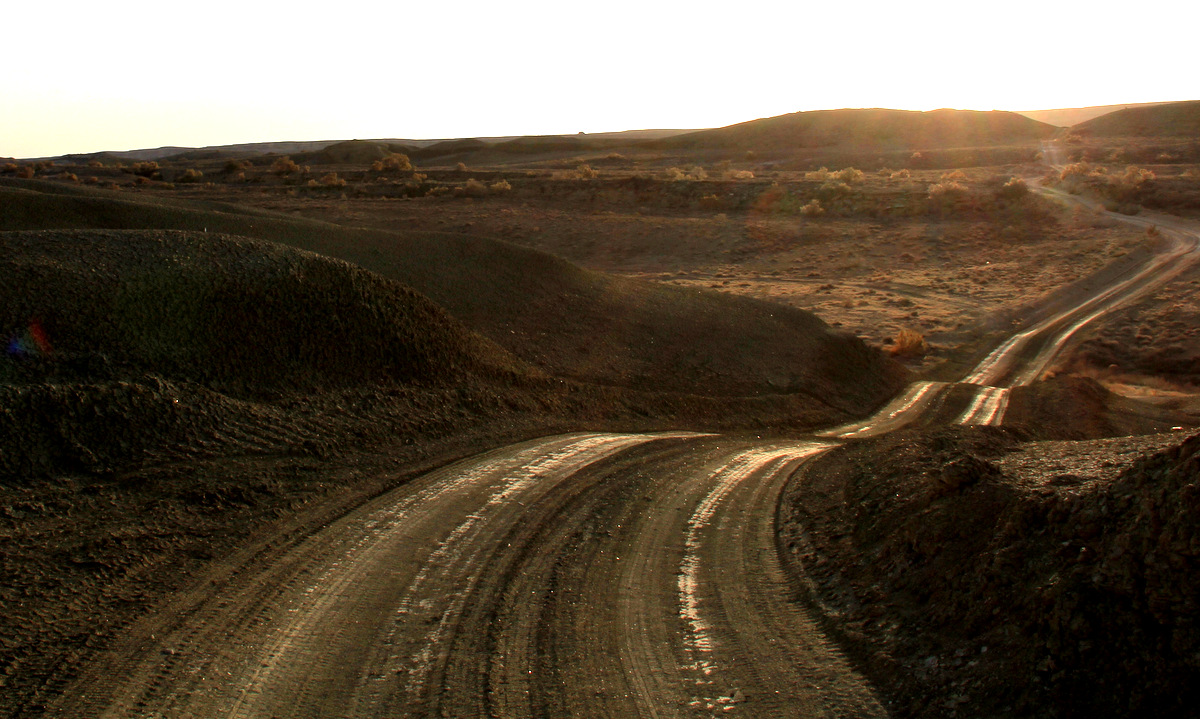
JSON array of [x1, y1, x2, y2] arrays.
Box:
[[781, 426, 1200, 718], [0, 178, 907, 409]]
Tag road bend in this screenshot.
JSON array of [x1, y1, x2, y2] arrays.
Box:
[[48, 187, 1200, 719]]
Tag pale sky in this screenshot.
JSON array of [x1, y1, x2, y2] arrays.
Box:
[[3, 0, 1194, 158]]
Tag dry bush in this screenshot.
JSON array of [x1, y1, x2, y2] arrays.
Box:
[[1059, 162, 1093, 182], [800, 199, 825, 217], [576, 164, 598, 180], [135, 176, 151, 186], [272, 157, 301, 175], [84, 176, 100, 185], [128, 161, 159, 178], [1121, 165, 1156, 186], [890, 329, 926, 357], [732, 170, 754, 180], [805, 167, 831, 182], [61, 173, 79, 183], [835, 167, 865, 184], [178, 168, 204, 183], [371, 153, 413, 172], [488, 180, 512, 194], [223, 159, 249, 174], [998, 176, 1029, 200], [662, 167, 687, 181], [86, 159, 105, 168], [890, 169, 911, 180], [319, 172, 346, 187], [16, 166, 34, 179], [699, 194, 724, 210], [455, 178, 488, 197], [940, 170, 968, 182], [455, 162, 469, 172], [744, 150, 757, 161], [2, 162, 17, 173], [928, 181, 968, 199], [604, 152, 626, 161], [817, 181, 852, 198]]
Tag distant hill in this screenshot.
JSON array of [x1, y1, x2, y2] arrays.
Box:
[[40, 129, 695, 163], [654, 108, 1057, 153], [1014, 102, 1176, 128], [1071, 100, 1200, 137]]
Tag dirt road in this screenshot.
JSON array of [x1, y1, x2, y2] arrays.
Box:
[[44, 185, 1200, 719], [49, 433, 884, 718]]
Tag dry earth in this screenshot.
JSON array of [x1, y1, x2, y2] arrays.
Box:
[[4, 125, 1200, 718]]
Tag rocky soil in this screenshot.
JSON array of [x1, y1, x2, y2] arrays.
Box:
[[780, 425, 1200, 718]]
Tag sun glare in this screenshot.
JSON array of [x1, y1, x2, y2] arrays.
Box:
[[2, 0, 1193, 157]]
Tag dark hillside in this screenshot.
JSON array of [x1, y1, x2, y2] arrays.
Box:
[[1071, 100, 1200, 137], [0, 179, 906, 409], [657, 108, 1056, 153]]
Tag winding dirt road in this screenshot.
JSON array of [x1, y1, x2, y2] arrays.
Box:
[[47, 183, 1200, 719], [50, 434, 884, 718]]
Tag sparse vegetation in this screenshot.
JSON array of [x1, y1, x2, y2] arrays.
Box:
[[889, 328, 926, 357], [371, 153, 413, 172], [799, 199, 825, 217], [319, 172, 346, 187], [271, 157, 301, 175]]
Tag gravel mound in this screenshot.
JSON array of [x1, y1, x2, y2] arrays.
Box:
[[780, 426, 1200, 718]]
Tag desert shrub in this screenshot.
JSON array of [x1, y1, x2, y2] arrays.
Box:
[[129, 161, 160, 178], [687, 165, 707, 180], [890, 328, 926, 357], [805, 167, 831, 182], [84, 176, 100, 185], [745, 150, 757, 161], [16, 166, 34, 179], [223, 159, 249, 174], [456, 178, 488, 197], [576, 164, 598, 180], [61, 173, 79, 183], [489, 180, 512, 194], [800, 199, 825, 217], [939, 170, 968, 182], [997, 176, 1029, 200], [662, 167, 686, 181], [714, 159, 732, 174], [306, 179, 319, 188], [817, 181, 852, 199], [1157, 152, 1176, 162], [1059, 162, 1092, 182], [319, 172, 346, 187], [732, 170, 754, 180], [230, 171, 246, 183], [455, 162, 468, 172], [412, 172, 428, 182], [86, 159, 104, 168], [134, 176, 151, 186], [1121, 165, 1155, 186], [371, 153, 413, 172], [177, 168, 204, 183], [2, 162, 17, 174], [604, 152, 626, 161], [890, 169, 911, 180], [835, 167, 865, 184], [271, 157, 301, 175], [699, 194, 724, 210], [928, 181, 967, 199]]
